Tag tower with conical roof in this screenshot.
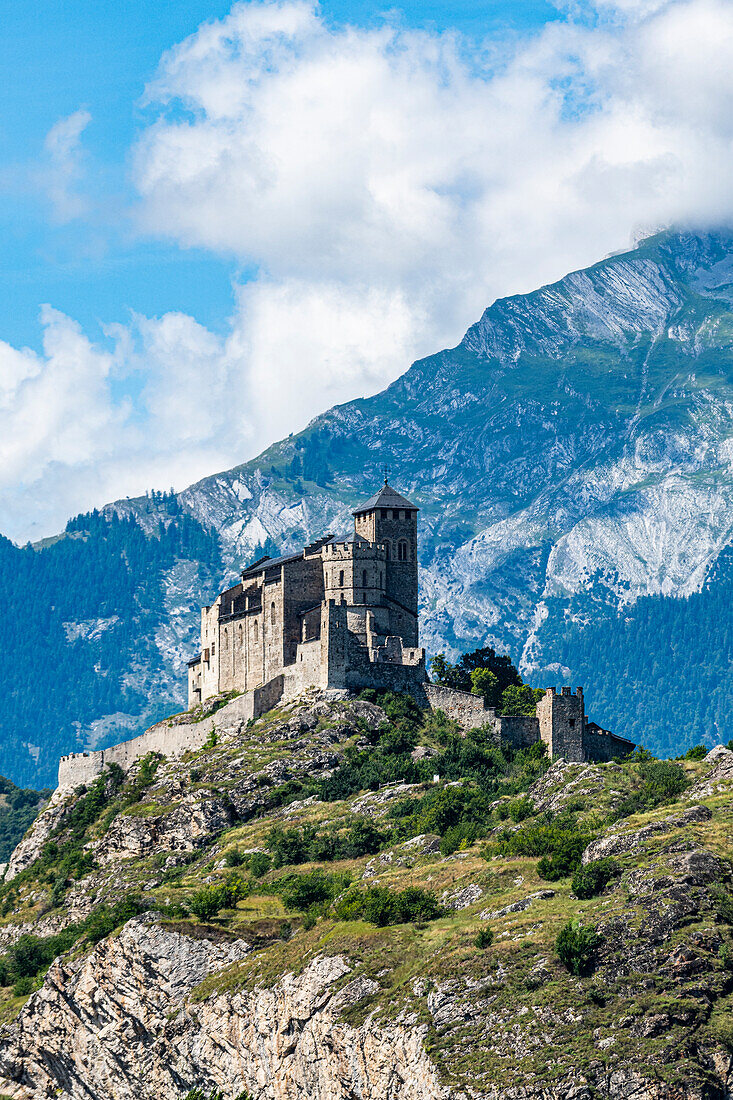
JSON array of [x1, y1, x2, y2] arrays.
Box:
[[353, 478, 419, 647]]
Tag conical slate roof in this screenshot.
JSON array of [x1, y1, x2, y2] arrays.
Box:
[[353, 482, 419, 516]]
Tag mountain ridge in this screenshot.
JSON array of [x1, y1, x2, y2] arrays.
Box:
[[3, 227, 733, 784]]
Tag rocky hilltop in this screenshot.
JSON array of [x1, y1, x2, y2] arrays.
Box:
[[3, 228, 733, 785], [0, 691, 731, 1098]]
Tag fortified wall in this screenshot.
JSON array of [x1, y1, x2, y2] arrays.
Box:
[[57, 690, 267, 790], [57, 679, 633, 790]]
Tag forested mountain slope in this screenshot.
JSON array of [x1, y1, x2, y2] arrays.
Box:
[[3, 228, 733, 783]]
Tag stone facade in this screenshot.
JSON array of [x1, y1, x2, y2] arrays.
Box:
[[420, 683, 633, 763], [57, 694, 258, 790], [188, 481, 426, 711]]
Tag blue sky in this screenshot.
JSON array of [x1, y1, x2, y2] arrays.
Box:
[[0, 0, 560, 351], [1, 0, 731, 542]]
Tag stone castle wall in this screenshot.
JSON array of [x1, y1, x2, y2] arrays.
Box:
[[58, 693, 259, 790], [497, 715, 541, 749], [537, 687, 585, 761], [421, 684, 495, 729]]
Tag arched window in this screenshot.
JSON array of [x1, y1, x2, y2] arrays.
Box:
[[384, 541, 391, 560], [362, 569, 367, 587], [339, 569, 344, 586], [271, 601, 276, 624], [224, 632, 229, 649], [238, 624, 243, 647], [398, 540, 408, 561], [253, 620, 258, 643]]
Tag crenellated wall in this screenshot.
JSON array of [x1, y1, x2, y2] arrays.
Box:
[[57, 691, 265, 790]]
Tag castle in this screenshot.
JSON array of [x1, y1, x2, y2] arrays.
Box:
[[57, 479, 632, 789], [186, 478, 634, 764], [187, 480, 426, 706]]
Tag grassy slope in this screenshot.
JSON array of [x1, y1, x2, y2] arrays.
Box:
[[0, 694, 731, 1095]]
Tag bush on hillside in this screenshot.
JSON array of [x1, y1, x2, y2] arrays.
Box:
[[571, 858, 619, 899], [187, 875, 248, 922], [556, 919, 602, 976], [276, 869, 351, 912], [334, 884, 443, 926], [474, 927, 494, 949], [616, 759, 689, 818]]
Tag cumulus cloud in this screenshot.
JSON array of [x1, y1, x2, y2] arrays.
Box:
[[130, 0, 733, 423], [43, 109, 92, 222], [5, 0, 733, 540]]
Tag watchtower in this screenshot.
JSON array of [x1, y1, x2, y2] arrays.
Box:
[[537, 686, 586, 761], [353, 479, 419, 646]]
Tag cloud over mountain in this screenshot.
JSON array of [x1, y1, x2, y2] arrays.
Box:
[[4, 0, 733, 540]]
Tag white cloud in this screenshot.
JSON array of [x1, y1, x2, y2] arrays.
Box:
[[5, 0, 733, 540], [43, 109, 92, 222], [131, 0, 733, 388]]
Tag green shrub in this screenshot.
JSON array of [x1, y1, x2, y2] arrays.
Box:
[[12, 975, 35, 996], [682, 744, 708, 760], [474, 927, 493, 949], [84, 895, 148, 944], [188, 886, 227, 922], [187, 875, 247, 922], [710, 883, 733, 924], [496, 816, 591, 880], [225, 847, 246, 867], [276, 869, 350, 912], [571, 858, 619, 899], [616, 759, 689, 818], [556, 919, 602, 975], [508, 796, 535, 822], [334, 884, 443, 926], [121, 753, 162, 808], [247, 851, 271, 878]]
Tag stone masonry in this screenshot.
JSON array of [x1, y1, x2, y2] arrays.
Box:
[[187, 479, 426, 709]]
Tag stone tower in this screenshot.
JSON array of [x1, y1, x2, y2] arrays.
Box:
[[536, 687, 586, 761], [353, 480, 419, 646]]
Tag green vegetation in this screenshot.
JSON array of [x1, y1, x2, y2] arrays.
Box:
[[266, 818, 385, 866], [571, 858, 619, 899], [430, 647, 542, 714], [0, 894, 149, 994], [187, 876, 248, 921], [556, 919, 602, 975], [615, 758, 688, 817], [474, 927, 494, 949], [0, 776, 51, 861], [493, 816, 592, 882], [334, 884, 443, 926]]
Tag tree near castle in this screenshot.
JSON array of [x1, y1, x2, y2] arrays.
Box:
[[431, 647, 541, 715]]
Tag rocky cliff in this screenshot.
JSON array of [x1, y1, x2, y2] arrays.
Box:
[[0, 692, 731, 1098]]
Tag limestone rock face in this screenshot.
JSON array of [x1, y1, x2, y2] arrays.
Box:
[[5, 790, 71, 882], [582, 804, 713, 864], [93, 793, 237, 865], [0, 917, 447, 1100]]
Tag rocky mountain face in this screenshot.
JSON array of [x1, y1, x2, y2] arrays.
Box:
[[4, 227, 733, 785], [0, 693, 731, 1098]]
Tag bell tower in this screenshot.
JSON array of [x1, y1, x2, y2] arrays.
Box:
[[353, 478, 419, 645]]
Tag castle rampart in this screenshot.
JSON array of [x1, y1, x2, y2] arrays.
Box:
[[58, 691, 262, 790]]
